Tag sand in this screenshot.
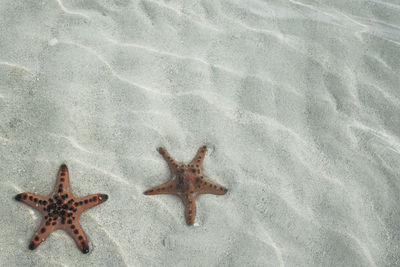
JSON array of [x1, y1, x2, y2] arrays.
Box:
[[1, 0, 400, 266]]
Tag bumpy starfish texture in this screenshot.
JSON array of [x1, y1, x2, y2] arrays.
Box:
[[144, 146, 227, 225], [15, 164, 108, 254]]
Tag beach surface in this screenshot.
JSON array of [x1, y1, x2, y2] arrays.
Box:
[[1, 0, 399, 266]]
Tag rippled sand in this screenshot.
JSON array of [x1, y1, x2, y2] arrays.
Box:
[[1, 0, 399, 266]]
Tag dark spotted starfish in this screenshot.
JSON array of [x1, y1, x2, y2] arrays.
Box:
[[15, 164, 108, 254], [144, 146, 228, 225]]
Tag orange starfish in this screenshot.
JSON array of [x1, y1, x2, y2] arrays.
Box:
[[15, 164, 108, 254], [144, 146, 228, 225]]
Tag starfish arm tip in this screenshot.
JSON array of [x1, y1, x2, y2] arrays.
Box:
[[100, 194, 108, 202], [82, 245, 89, 254], [28, 242, 35, 250], [15, 193, 22, 201], [60, 163, 67, 168]]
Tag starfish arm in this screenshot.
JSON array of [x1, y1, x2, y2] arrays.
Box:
[[15, 193, 47, 212], [178, 193, 197, 225], [28, 219, 55, 250], [158, 147, 180, 174], [54, 164, 72, 195], [190, 145, 208, 166], [144, 179, 182, 195], [65, 221, 90, 254], [195, 178, 228, 195], [75, 194, 109, 211]]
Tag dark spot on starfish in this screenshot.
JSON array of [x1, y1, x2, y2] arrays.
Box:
[[46, 221, 50, 226], [61, 164, 67, 169], [71, 225, 75, 229], [188, 216, 192, 220], [92, 196, 97, 201], [209, 184, 212, 187], [161, 187, 165, 190], [67, 219, 72, 224], [78, 236, 83, 240], [57, 200, 62, 205], [29, 196, 33, 201], [38, 200, 42, 205], [79, 201, 83, 205], [84, 199, 88, 204], [214, 185, 217, 188], [62, 204, 68, 209], [34, 236, 39, 241], [41, 228, 45, 233], [74, 230, 79, 234], [196, 165, 199, 168], [189, 210, 192, 214], [82, 243, 89, 254], [52, 222, 56, 225], [29, 242, 35, 250], [23, 194, 27, 200], [74, 202, 79, 207], [15, 194, 22, 201], [49, 198, 53, 203], [203, 145, 207, 149], [60, 178, 64, 182], [190, 191, 194, 194], [204, 182, 207, 185], [192, 169, 196, 173], [100, 194, 108, 201], [43, 200, 47, 205], [58, 189, 62, 193]]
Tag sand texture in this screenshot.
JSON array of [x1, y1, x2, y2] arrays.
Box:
[[1, 0, 400, 266]]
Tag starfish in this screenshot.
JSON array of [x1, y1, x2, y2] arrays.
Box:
[[144, 146, 228, 225], [14, 164, 108, 254]]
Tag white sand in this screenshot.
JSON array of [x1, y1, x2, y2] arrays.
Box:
[[1, 0, 400, 266]]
